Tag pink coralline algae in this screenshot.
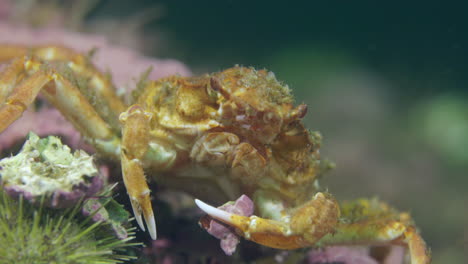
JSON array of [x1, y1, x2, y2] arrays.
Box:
[[306, 246, 378, 264], [0, 0, 11, 18], [200, 195, 254, 255]]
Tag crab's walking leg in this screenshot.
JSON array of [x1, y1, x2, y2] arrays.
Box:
[[317, 199, 431, 264], [0, 44, 127, 131], [0, 57, 45, 131], [0, 44, 27, 61], [119, 105, 157, 239], [0, 57, 117, 149], [196, 192, 340, 249]]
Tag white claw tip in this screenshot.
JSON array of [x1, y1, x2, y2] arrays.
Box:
[[194, 199, 233, 223], [146, 214, 157, 240], [131, 202, 145, 232]]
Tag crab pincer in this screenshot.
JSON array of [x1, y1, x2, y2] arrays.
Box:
[[195, 192, 340, 250], [120, 104, 157, 240]]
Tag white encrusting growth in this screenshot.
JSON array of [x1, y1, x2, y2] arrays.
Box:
[[0, 133, 97, 196]]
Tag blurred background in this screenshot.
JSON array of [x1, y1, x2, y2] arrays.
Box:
[[2, 0, 467, 263]]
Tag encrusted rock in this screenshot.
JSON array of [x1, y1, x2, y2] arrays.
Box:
[[0, 132, 103, 208]]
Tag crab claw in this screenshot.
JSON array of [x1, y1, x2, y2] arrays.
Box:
[[129, 187, 157, 240], [195, 198, 304, 249], [120, 104, 157, 240], [121, 154, 157, 240], [195, 192, 340, 250]]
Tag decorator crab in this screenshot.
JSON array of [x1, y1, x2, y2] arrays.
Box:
[[0, 44, 430, 263]]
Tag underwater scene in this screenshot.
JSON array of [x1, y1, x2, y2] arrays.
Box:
[[0, 1, 466, 263]]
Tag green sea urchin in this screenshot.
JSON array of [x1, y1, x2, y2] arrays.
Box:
[[0, 189, 139, 264], [0, 134, 139, 263]]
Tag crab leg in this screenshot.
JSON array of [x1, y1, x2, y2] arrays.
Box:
[[119, 104, 157, 239], [0, 44, 27, 61], [0, 57, 48, 131], [195, 192, 340, 249], [316, 199, 431, 264], [0, 44, 127, 131], [0, 56, 116, 145], [197, 196, 429, 263], [0, 56, 25, 103], [318, 222, 430, 264]]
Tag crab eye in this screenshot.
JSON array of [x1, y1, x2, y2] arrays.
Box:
[[209, 77, 231, 100], [206, 83, 219, 101], [263, 112, 275, 123]]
